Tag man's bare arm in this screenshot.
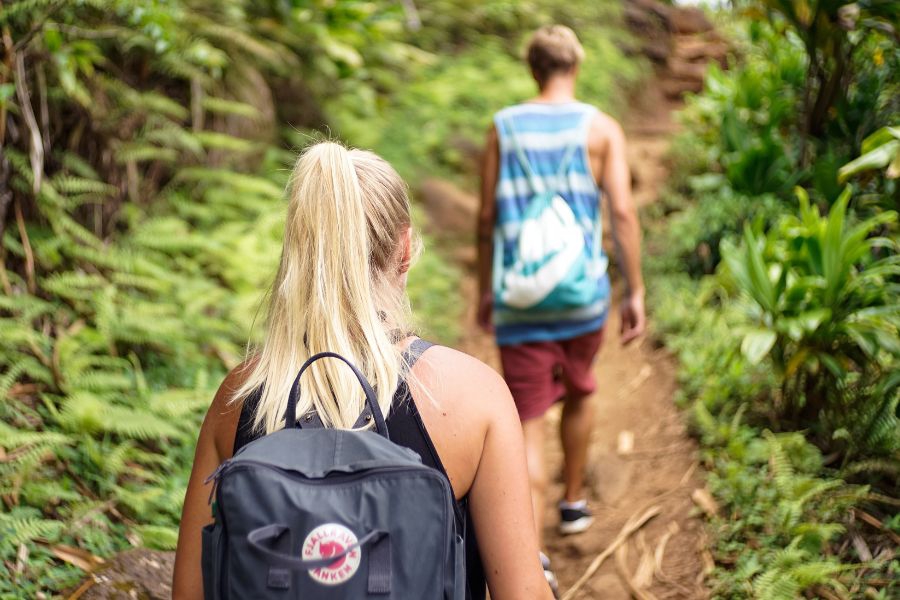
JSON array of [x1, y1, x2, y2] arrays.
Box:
[[476, 125, 499, 331], [601, 119, 646, 344]]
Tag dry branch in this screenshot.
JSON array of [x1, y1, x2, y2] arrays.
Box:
[[615, 540, 658, 600], [560, 505, 661, 600]]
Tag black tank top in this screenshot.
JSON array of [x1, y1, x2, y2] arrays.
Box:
[[232, 341, 487, 600]]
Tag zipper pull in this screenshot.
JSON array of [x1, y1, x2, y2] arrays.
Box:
[[205, 460, 230, 504], [204, 459, 229, 485]]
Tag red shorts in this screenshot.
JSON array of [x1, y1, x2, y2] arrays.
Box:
[[499, 327, 605, 421]]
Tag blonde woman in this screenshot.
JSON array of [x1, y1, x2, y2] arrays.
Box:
[[173, 142, 553, 599]]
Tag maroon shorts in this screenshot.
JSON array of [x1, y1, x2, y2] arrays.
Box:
[[499, 327, 605, 421]]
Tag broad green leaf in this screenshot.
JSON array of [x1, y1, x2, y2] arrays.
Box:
[[742, 329, 777, 364], [838, 139, 900, 182]]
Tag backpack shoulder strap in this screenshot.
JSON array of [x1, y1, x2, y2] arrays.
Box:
[[297, 340, 437, 431], [497, 114, 546, 195], [348, 338, 435, 429], [552, 107, 597, 190], [401, 337, 434, 373]]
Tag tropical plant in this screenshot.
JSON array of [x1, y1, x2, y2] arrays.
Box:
[[746, 0, 900, 154], [720, 187, 899, 456], [839, 125, 900, 184]]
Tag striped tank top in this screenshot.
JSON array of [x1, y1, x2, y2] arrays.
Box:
[[492, 101, 610, 345]]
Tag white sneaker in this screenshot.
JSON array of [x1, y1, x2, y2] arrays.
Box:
[[558, 500, 594, 535]]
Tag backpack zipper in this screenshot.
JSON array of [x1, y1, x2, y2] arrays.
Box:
[[216, 458, 445, 488]]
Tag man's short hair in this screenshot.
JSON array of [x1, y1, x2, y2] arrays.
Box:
[[526, 25, 585, 87]]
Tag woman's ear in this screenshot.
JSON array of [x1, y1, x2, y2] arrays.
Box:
[[399, 226, 413, 275]]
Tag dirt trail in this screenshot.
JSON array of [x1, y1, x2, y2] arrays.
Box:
[[436, 78, 708, 599]]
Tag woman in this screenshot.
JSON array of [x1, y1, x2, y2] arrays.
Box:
[[173, 141, 553, 599]]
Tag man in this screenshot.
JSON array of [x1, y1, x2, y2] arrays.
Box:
[[477, 24, 645, 589]]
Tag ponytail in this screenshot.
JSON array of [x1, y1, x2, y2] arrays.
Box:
[[234, 141, 414, 433]]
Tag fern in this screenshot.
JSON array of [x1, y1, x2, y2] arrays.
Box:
[[201, 96, 260, 119], [0, 515, 65, 547], [134, 524, 179, 550]]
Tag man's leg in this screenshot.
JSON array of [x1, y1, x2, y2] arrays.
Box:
[[560, 392, 594, 502], [521, 416, 547, 547], [556, 327, 604, 534]]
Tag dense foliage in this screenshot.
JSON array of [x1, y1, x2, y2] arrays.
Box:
[[647, 4, 899, 598], [0, 0, 638, 595]]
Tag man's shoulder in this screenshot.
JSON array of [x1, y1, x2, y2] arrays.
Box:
[[587, 110, 625, 149]]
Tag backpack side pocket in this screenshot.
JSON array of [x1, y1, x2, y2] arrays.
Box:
[[201, 522, 224, 600]]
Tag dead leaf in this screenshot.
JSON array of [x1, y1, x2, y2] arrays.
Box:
[[850, 533, 873, 562], [691, 488, 719, 517], [15, 543, 28, 574], [633, 531, 656, 589], [654, 522, 680, 575], [51, 544, 105, 572]]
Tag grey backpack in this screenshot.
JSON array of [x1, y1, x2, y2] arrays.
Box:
[[201, 350, 466, 599]]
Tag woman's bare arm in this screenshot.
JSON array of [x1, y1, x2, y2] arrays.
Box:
[[471, 370, 552, 599], [172, 370, 244, 599]]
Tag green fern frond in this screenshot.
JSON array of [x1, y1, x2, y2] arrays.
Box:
[[0, 421, 72, 451], [133, 524, 179, 550], [60, 152, 101, 180], [176, 167, 283, 198], [195, 131, 259, 153], [50, 176, 116, 198], [201, 96, 260, 119], [58, 392, 181, 440], [113, 484, 165, 515], [67, 369, 134, 394], [765, 431, 796, 492], [42, 273, 109, 303], [142, 121, 204, 157], [0, 363, 27, 401], [754, 568, 802, 600], [0, 515, 64, 546], [842, 457, 900, 478], [114, 143, 179, 164]]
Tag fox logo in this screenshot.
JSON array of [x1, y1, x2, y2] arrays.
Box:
[[302, 524, 361, 585]]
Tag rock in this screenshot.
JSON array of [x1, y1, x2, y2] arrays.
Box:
[[80, 549, 174, 600], [659, 76, 705, 99], [669, 6, 713, 34], [673, 36, 730, 65], [666, 58, 709, 83], [640, 38, 673, 65]]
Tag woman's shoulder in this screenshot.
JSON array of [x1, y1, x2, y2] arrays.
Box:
[[411, 344, 514, 422]]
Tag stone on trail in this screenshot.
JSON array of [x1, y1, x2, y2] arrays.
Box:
[[80, 549, 174, 600], [617, 430, 635, 455]]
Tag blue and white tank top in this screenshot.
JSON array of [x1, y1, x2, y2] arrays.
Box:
[[492, 102, 609, 346]]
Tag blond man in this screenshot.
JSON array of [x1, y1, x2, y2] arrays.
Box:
[[477, 24, 645, 591]]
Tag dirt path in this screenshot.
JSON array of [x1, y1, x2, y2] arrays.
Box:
[[435, 79, 708, 599]]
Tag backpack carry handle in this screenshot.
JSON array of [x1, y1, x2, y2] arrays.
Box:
[[248, 524, 392, 594], [283, 352, 389, 438]]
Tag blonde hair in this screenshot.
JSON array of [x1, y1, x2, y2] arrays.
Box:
[[526, 25, 585, 87], [234, 141, 416, 434]]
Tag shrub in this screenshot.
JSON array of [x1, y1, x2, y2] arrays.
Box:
[[719, 188, 899, 457]]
